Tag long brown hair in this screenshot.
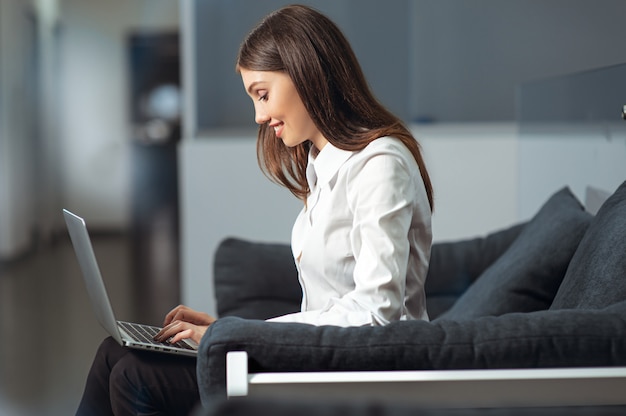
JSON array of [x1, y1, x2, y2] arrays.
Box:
[[236, 4, 433, 210]]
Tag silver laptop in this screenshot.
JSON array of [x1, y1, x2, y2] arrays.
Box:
[[63, 209, 197, 357]]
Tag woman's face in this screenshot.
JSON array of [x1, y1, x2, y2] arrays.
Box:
[[240, 69, 328, 151]]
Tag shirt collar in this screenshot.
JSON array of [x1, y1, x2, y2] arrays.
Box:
[[308, 142, 354, 189]]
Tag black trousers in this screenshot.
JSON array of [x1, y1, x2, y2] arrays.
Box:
[[76, 337, 200, 416]]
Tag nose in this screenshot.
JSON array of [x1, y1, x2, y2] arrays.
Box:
[[254, 105, 270, 125]]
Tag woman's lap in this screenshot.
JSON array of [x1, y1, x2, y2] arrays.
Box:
[[77, 336, 199, 416]]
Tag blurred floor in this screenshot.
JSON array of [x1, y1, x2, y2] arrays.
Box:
[[0, 233, 164, 415]]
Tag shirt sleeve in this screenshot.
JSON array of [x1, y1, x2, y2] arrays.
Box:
[[268, 147, 426, 327]]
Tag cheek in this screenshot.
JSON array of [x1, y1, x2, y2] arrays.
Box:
[[297, 109, 316, 132]]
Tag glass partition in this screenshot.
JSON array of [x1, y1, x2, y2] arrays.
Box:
[[516, 63, 626, 219]]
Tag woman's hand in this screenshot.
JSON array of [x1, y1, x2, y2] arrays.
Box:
[[153, 305, 217, 345]]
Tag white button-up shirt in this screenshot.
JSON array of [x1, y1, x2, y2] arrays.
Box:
[[268, 136, 432, 327]]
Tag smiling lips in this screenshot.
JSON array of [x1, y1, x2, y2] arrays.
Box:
[[271, 122, 284, 138]]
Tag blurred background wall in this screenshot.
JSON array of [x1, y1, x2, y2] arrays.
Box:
[[0, 0, 179, 259]]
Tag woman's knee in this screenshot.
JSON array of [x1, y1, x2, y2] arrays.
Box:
[[108, 352, 199, 415], [96, 336, 127, 364], [108, 352, 152, 414], [109, 352, 144, 392]]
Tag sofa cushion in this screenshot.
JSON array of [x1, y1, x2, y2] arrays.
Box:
[[437, 187, 591, 321], [214, 238, 301, 320], [425, 223, 525, 318], [551, 180, 626, 310], [198, 300, 626, 400]]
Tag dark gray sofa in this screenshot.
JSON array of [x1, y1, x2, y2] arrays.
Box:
[[195, 181, 626, 414]]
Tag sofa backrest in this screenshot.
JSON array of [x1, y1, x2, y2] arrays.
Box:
[[214, 238, 300, 320], [213, 226, 524, 321]]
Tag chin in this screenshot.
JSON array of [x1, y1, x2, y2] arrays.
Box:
[[280, 137, 297, 148]]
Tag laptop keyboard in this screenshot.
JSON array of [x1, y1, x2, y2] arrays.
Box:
[[118, 321, 195, 350]]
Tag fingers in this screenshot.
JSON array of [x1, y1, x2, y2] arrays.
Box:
[[168, 329, 193, 345], [154, 320, 209, 345], [162, 305, 217, 327], [154, 320, 185, 342], [163, 305, 189, 326]]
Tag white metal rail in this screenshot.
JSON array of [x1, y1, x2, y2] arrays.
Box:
[[226, 351, 626, 408]]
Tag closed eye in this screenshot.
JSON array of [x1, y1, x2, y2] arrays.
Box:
[[258, 93, 268, 102]]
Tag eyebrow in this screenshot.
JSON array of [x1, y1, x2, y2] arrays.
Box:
[[246, 81, 265, 95]]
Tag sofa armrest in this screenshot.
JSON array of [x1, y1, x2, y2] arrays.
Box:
[[197, 301, 626, 405]]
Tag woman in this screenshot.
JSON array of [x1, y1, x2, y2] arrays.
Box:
[[77, 4, 433, 415]]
